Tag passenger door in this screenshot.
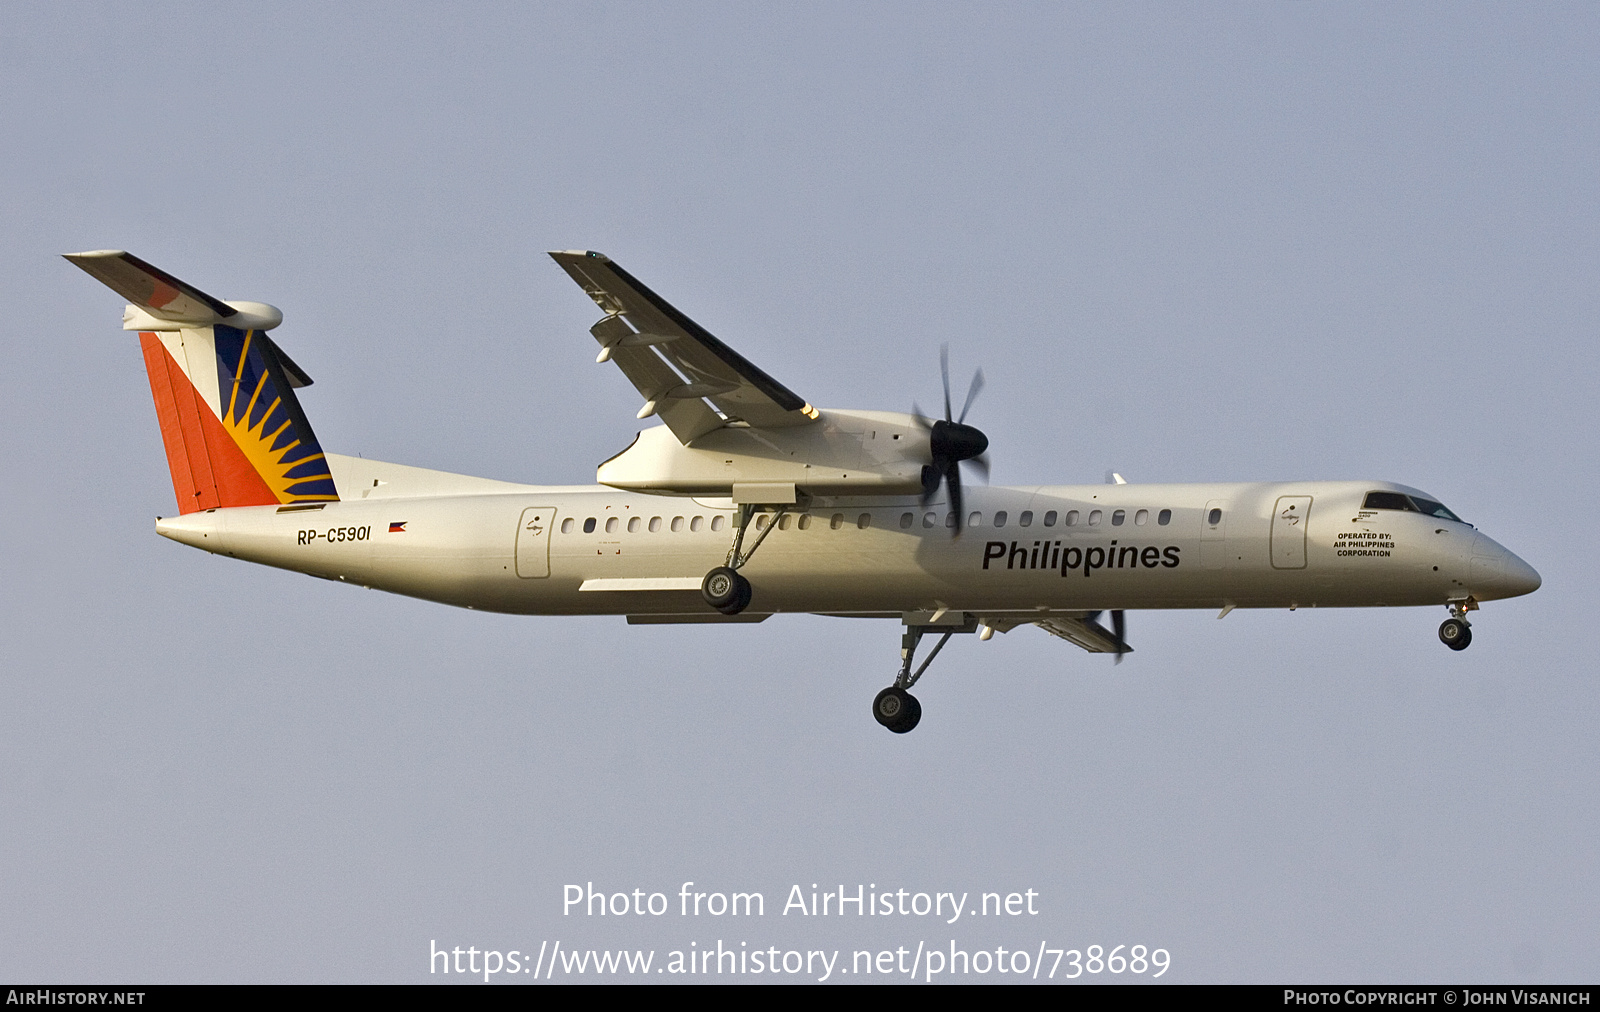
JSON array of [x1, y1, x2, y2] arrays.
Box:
[[1271, 495, 1313, 569], [515, 506, 557, 578]]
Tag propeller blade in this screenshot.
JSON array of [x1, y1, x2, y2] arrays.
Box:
[[964, 452, 991, 484], [958, 367, 985, 424], [1112, 609, 1127, 664], [947, 461, 964, 535], [940, 345, 953, 422], [915, 347, 988, 538]]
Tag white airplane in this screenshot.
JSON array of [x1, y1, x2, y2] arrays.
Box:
[[68, 249, 1541, 733]]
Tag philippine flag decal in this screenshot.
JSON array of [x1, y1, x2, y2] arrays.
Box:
[[388, 522, 407, 533]]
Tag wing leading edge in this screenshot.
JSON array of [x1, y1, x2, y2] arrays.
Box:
[[549, 251, 818, 443]]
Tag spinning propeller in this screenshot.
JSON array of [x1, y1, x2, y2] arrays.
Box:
[[1085, 609, 1130, 664], [914, 346, 991, 536]]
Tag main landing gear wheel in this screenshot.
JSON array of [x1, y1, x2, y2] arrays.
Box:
[[872, 686, 922, 734], [702, 566, 752, 615], [1439, 618, 1472, 651]]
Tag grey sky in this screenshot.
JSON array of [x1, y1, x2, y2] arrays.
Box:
[[1, 2, 1594, 982]]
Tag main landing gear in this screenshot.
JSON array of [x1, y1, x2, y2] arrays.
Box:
[[1439, 599, 1475, 651], [701, 504, 787, 616], [873, 616, 976, 734]]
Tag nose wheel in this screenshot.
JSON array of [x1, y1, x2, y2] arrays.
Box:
[[1439, 600, 1475, 651]]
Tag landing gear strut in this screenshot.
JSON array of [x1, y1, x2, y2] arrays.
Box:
[[872, 617, 973, 733], [1439, 600, 1474, 651], [701, 504, 786, 615]]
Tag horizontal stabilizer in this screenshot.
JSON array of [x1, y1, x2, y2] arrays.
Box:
[[64, 250, 284, 332]]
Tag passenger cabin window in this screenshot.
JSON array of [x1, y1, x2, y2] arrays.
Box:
[[1065, 510, 1079, 526], [1158, 509, 1172, 526], [606, 517, 619, 533], [831, 513, 845, 530], [1363, 491, 1463, 522], [671, 516, 684, 532], [1111, 509, 1126, 526], [799, 515, 813, 530], [1043, 510, 1057, 526], [923, 512, 936, 528], [993, 510, 1008, 527], [1019, 510, 1033, 527], [690, 516, 704, 532], [900, 512, 914, 529], [778, 515, 791, 530], [628, 517, 641, 533], [1088, 510, 1102, 526], [1134, 509, 1148, 526], [858, 513, 871, 530], [583, 517, 597, 533], [711, 515, 725, 531], [649, 517, 662, 532], [967, 512, 981, 528], [1207, 508, 1222, 525], [561, 518, 575, 534]]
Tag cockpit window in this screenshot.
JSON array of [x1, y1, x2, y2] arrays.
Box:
[[1409, 497, 1462, 522], [1363, 492, 1414, 512], [1362, 491, 1463, 522]]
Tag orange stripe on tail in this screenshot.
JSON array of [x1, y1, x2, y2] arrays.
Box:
[[139, 332, 277, 514]]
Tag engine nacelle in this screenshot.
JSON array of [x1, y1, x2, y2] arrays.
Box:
[[597, 409, 930, 498]]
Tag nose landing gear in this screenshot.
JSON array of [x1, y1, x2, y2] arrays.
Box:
[[1439, 599, 1475, 651]]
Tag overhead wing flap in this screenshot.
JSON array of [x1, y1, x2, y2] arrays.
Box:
[[608, 342, 724, 440], [550, 250, 817, 442], [1032, 614, 1132, 654], [64, 250, 236, 324]]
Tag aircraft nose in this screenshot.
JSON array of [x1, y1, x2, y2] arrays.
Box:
[[1469, 534, 1542, 600], [1500, 552, 1542, 598]]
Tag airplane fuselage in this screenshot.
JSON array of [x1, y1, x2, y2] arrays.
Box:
[[154, 454, 1538, 622]]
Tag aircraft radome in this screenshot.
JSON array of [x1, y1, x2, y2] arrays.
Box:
[[67, 249, 1542, 733]]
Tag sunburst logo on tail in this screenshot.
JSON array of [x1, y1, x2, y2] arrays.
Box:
[[213, 326, 338, 504]]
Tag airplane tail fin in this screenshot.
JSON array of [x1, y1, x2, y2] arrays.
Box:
[[65, 251, 339, 514]]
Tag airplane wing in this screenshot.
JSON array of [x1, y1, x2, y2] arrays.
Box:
[[549, 251, 818, 443], [1031, 614, 1132, 654]]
